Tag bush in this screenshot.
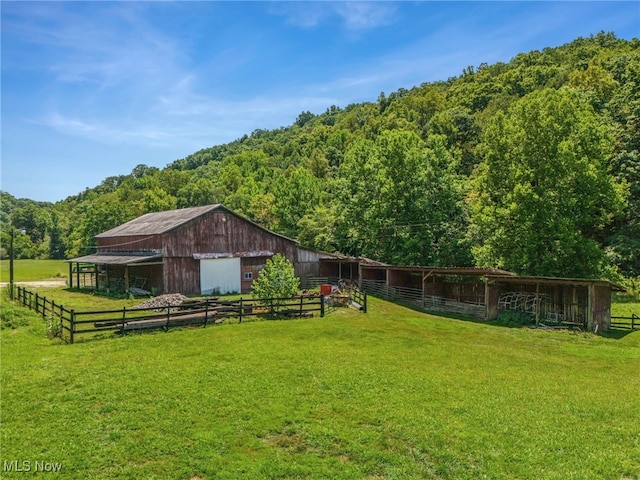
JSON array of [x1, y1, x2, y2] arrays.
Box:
[[251, 254, 300, 300]]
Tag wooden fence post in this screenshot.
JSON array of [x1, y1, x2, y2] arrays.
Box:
[[363, 292, 367, 313], [300, 295, 303, 317], [204, 300, 209, 327], [320, 295, 325, 317], [58, 305, 64, 335], [239, 298, 243, 323], [70, 310, 75, 344], [121, 307, 127, 335]]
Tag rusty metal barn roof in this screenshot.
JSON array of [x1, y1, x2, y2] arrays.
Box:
[[95, 204, 222, 238]]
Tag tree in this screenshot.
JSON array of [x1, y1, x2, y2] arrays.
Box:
[[142, 187, 177, 212], [251, 254, 300, 301], [470, 87, 626, 277], [272, 167, 323, 238], [335, 130, 471, 266]]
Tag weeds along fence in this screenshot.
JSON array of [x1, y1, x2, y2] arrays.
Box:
[[610, 313, 639, 330], [12, 286, 327, 344]]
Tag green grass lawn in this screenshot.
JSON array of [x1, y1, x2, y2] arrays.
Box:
[[2, 292, 639, 479], [0, 259, 68, 282]]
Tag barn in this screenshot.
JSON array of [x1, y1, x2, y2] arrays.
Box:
[[66, 204, 341, 295]]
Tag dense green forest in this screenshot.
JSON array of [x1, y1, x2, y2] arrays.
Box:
[[2, 33, 639, 284]]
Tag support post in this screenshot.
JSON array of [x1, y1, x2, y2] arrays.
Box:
[[535, 282, 540, 326], [9, 229, 14, 298], [320, 295, 325, 317], [68, 262, 73, 289], [587, 284, 595, 331], [125, 266, 130, 292]]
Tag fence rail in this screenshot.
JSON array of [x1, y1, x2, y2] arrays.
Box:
[[610, 313, 638, 330], [362, 279, 485, 319], [12, 286, 326, 344]]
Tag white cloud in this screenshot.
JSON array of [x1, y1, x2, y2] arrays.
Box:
[[269, 2, 397, 31], [333, 3, 397, 30]]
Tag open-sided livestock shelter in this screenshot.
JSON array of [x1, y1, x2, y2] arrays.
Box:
[[485, 275, 625, 331], [360, 264, 623, 330], [360, 265, 514, 319], [67, 204, 340, 295]]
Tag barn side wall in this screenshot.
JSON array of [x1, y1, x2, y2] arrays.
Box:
[[97, 235, 163, 252], [592, 285, 611, 331], [162, 210, 299, 259], [163, 257, 200, 295]]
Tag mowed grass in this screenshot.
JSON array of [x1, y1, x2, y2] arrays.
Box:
[[0, 259, 68, 282], [2, 293, 640, 480]]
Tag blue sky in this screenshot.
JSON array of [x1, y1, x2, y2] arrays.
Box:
[[2, 1, 638, 203]]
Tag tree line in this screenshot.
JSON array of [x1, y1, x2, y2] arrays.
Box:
[[1, 32, 638, 283]]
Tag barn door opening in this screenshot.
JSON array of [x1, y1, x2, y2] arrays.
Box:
[[200, 257, 241, 295]]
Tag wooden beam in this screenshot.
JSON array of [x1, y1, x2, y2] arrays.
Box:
[[535, 282, 540, 326], [422, 270, 434, 284]]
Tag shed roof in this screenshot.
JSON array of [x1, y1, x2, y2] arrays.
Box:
[[360, 265, 515, 276], [95, 204, 222, 238], [66, 252, 163, 265], [485, 274, 626, 291]]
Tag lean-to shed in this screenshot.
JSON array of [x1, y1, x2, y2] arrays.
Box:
[[359, 264, 624, 330], [484, 275, 626, 331], [67, 204, 339, 295]]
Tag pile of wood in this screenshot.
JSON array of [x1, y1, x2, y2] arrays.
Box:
[[135, 294, 189, 311]]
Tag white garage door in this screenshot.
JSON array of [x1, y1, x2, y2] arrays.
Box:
[[200, 258, 241, 295]]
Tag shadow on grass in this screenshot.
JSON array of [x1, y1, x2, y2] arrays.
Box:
[[377, 296, 638, 339]]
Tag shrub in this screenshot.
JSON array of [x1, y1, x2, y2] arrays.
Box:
[[251, 254, 300, 300]]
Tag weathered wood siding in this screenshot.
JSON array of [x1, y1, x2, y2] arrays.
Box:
[[295, 247, 323, 280], [97, 235, 163, 251], [162, 210, 299, 258], [592, 285, 611, 330], [241, 257, 268, 293], [164, 257, 200, 294]]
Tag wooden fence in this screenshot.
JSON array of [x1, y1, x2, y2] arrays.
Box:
[[611, 313, 639, 330], [12, 286, 326, 344]]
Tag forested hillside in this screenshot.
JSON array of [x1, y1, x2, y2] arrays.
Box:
[[2, 33, 639, 282]]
